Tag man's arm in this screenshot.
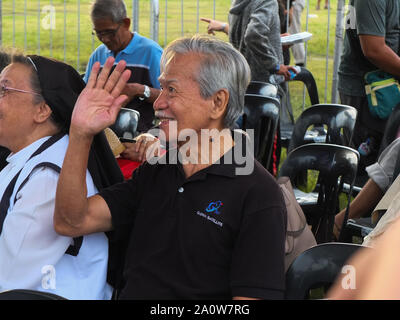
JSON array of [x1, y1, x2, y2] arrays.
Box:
[[54, 56, 131, 237], [122, 83, 160, 104], [359, 35, 400, 78], [334, 179, 384, 230], [200, 18, 229, 35]]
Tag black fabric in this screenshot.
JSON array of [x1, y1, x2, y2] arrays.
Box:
[[27, 55, 124, 188], [99, 132, 287, 299], [340, 92, 385, 169], [0, 147, 10, 172], [28, 55, 86, 133]]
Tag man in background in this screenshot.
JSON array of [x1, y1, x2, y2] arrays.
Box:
[[84, 0, 162, 133]]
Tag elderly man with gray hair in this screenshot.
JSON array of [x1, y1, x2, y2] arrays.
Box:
[[55, 35, 287, 300]]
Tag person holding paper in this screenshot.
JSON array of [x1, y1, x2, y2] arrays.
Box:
[[200, 0, 298, 82]]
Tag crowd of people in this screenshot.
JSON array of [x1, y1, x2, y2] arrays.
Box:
[[0, 0, 400, 300]]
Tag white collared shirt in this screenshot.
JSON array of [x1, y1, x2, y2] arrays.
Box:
[[0, 137, 50, 199], [0, 137, 112, 299]]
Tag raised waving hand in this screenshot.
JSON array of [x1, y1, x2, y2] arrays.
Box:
[[71, 56, 131, 137]]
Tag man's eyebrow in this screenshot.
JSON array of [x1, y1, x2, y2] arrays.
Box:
[[158, 78, 179, 85]]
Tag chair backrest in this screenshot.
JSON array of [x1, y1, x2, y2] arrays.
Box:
[[246, 81, 278, 98], [378, 102, 400, 155], [288, 104, 358, 153], [109, 108, 140, 139], [0, 289, 67, 300], [291, 67, 319, 106], [285, 242, 367, 299], [242, 94, 280, 170], [278, 143, 359, 243]]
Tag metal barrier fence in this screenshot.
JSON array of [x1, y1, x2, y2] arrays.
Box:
[[0, 0, 346, 113]]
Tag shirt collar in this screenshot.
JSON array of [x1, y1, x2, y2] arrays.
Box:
[[167, 130, 254, 179], [6, 136, 52, 167], [106, 32, 137, 56]]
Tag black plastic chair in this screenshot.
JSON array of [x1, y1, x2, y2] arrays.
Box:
[[109, 108, 140, 140], [246, 81, 278, 98], [378, 102, 400, 156], [241, 94, 280, 170], [278, 143, 359, 243], [291, 67, 320, 106], [0, 289, 67, 300], [280, 66, 320, 149], [287, 104, 358, 153], [285, 242, 367, 299]]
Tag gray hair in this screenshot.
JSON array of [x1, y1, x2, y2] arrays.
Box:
[[90, 0, 127, 23], [161, 34, 251, 129]]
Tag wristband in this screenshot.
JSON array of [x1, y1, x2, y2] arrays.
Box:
[[275, 64, 280, 73], [220, 23, 227, 31]]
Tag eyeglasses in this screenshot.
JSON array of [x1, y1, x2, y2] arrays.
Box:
[[0, 84, 41, 98], [92, 24, 121, 39]]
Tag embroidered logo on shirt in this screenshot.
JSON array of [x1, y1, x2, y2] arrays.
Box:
[[205, 201, 223, 215], [195, 201, 224, 228]]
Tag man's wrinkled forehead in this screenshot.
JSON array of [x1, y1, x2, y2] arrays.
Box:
[[159, 52, 202, 82]]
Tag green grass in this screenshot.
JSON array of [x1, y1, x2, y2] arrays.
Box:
[[0, 0, 232, 72], [1, 0, 338, 91], [1, 0, 342, 170]]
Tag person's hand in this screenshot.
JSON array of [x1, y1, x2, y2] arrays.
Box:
[[276, 64, 299, 81], [200, 17, 227, 35], [280, 33, 293, 50], [71, 56, 131, 138], [121, 83, 143, 104], [333, 213, 344, 240], [120, 133, 161, 162]]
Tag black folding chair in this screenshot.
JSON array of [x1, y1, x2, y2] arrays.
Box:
[[109, 108, 140, 140], [291, 67, 320, 106], [241, 94, 280, 171], [246, 81, 278, 98], [285, 242, 367, 299], [287, 104, 357, 153], [278, 143, 359, 243], [281, 66, 320, 148]]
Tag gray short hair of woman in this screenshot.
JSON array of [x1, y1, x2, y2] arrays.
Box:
[[90, 0, 127, 23], [161, 34, 251, 129]]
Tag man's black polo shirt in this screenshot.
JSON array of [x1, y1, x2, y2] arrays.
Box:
[[99, 136, 287, 300]]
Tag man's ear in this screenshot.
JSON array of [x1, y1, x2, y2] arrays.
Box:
[[210, 88, 229, 121], [34, 102, 53, 124], [122, 17, 131, 30]]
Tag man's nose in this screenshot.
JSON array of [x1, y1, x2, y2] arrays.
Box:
[[153, 90, 166, 110]]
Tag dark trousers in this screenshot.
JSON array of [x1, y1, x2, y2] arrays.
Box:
[[339, 93, 387, 168]]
